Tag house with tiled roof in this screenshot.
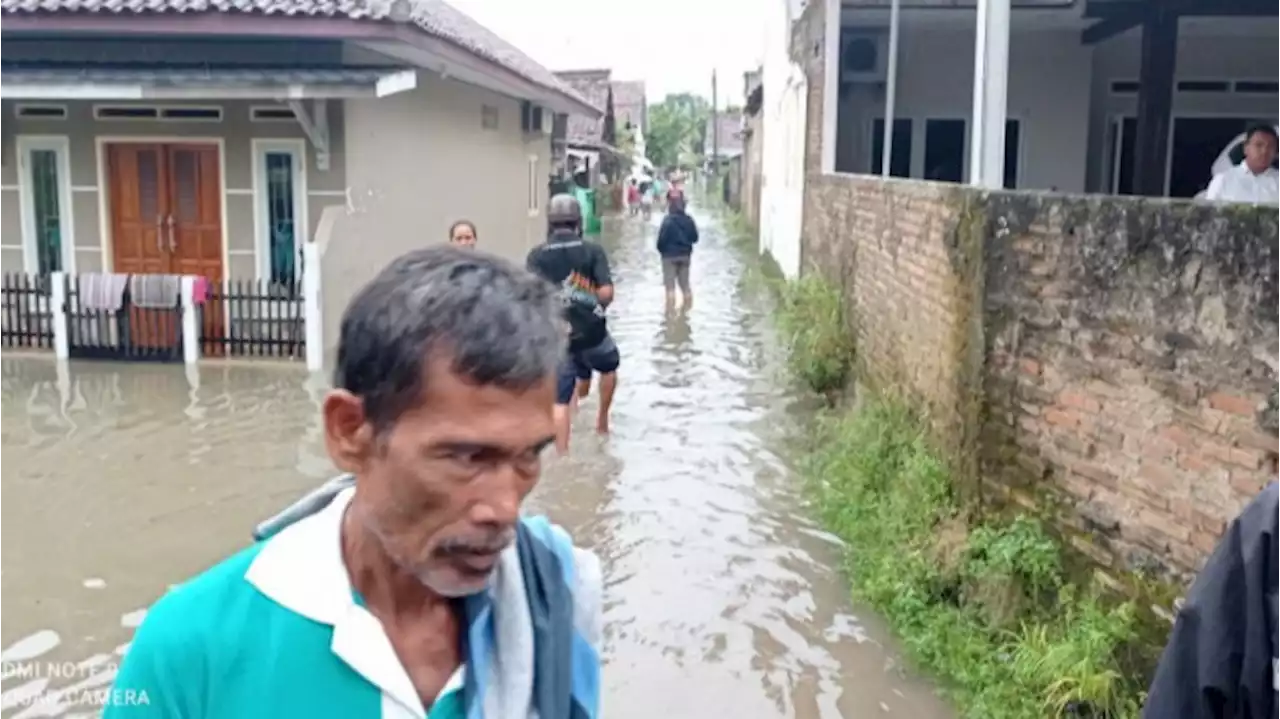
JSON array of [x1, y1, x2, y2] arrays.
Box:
[[552, 68, 640, 184], [0, 0, 600, 295], [610, 80, 647, 160]]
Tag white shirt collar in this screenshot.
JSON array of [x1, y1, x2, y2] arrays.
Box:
[[244, 487, 451, 717]]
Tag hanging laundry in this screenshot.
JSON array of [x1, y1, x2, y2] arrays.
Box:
[[77, 273, 130, 313], [129, 274, 181, 309], [192, 276, 212, 306]]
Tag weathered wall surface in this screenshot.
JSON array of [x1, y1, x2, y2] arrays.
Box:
[[789, 0, 1280, 581], [802, 170, 1279, 581], [982, 195, 1279, 578], [740, 112, 764, 230]]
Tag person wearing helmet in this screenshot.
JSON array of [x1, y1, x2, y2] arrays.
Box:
[[526, 193, 619, 453]]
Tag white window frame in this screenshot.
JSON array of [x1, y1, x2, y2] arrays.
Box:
[[16, 135, 76, 275], [250, 138, 308, 283], [527, 154, 541, 217], [820, 0, 840, 174]]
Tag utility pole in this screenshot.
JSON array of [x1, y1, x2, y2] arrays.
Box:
[[710, 69, 719, 177]]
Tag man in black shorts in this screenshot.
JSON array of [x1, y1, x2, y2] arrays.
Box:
[[526, 193, 619, 453]]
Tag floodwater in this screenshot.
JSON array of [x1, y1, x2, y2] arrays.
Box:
[[0, 206, 953, 718]]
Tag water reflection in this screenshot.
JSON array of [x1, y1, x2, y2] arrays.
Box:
[[2, 358, 329, 717]]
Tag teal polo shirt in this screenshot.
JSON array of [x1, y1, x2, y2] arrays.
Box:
[[104, 489, 470, 719]]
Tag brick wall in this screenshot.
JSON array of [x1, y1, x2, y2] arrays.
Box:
[[982, 194, 1278, 578], [788, 0, 1280, 580], [803, 173, 1278, 581]]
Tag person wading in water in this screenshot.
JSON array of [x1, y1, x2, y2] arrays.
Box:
[[525, 194, 619, 453], [656, 193, 699, 309]]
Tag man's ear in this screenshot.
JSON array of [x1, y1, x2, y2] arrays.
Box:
[[323, 389, 375, 474]]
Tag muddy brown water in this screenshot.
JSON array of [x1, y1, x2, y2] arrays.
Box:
[[0, 208, 954, 718]]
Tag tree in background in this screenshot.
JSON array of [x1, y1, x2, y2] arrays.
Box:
[[645, 93, 711, 170]]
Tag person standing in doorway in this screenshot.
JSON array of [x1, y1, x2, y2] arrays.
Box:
[[526, 194, 620, 453], [656, 193, 699, 309], [448, 219, 478, 248], [1204, 124, 1279, 204]]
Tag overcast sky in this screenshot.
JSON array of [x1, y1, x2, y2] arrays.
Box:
[[446, 0, 771, 107]]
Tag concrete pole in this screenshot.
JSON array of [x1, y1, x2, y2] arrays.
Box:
[[880, 0, 902, 178], [969, 0, 1011, 188], [711, 69, 720, 175]]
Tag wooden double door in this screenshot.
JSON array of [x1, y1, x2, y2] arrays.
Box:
[[107, 142, 223, 281], [106, 143, 223, 350]]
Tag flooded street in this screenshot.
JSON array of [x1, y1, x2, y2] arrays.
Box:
[[1, 206, 952, 718]]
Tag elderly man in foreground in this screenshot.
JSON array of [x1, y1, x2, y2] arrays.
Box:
[[105, 246, 602, 719]]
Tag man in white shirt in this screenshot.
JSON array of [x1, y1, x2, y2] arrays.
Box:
[[1204, 124, 1278, 204]]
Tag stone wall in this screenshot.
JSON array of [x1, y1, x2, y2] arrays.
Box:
[[788, 0, 1280, 580]]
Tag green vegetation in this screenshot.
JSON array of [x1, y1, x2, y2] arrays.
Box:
[[776, 277, 854, 396], [645, 93, 711, 169], [770, 272, 1151, 718]]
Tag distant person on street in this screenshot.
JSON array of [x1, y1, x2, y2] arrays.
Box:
[[106, 246, 602, 719], [526, 193, 619, 452], [639, 179, 655, 220], [448, 219, 477, 248], [656, 194, 699, 309], [1204, 124, 1278, 204], [653, 174, 668, 210], [626, 180, 640, 217]]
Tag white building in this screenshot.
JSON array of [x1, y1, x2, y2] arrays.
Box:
[[818, 0, 1276, 197], [758, 0, 811, 279]]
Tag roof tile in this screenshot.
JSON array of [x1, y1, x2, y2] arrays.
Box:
[[0, 0, 595, 112]]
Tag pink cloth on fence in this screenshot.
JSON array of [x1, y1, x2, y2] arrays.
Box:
[[192, 276, 211, 306]]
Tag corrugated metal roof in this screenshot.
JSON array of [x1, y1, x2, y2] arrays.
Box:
[[0, 0, 595, 112]]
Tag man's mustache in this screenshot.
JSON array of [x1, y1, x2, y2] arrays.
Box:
[[436, 530, 515, 555]]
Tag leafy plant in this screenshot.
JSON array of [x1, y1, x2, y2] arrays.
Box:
[[776, 275, 854, 395], [796, 396, 1152, 719]]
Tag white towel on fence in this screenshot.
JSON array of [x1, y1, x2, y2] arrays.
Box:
[[129, 274, 181, 309], [78, 273, 129, 312]]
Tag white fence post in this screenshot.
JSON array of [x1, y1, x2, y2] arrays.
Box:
[[303, 242, 324, 372], [180, 276, 199, 365], [49, 271, 70, 359]]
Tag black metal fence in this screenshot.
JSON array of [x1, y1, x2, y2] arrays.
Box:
[[1, 272, 55, 349], [0, 272, 306, 362], [65, 275, 183, 362], [200, 279, 305, 359]]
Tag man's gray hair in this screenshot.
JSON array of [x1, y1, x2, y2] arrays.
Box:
[[334, 245, 565, 430]]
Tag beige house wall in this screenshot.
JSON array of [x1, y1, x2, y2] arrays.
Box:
[[0, 99, 347, 278], [319, 71, 552, 361]]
